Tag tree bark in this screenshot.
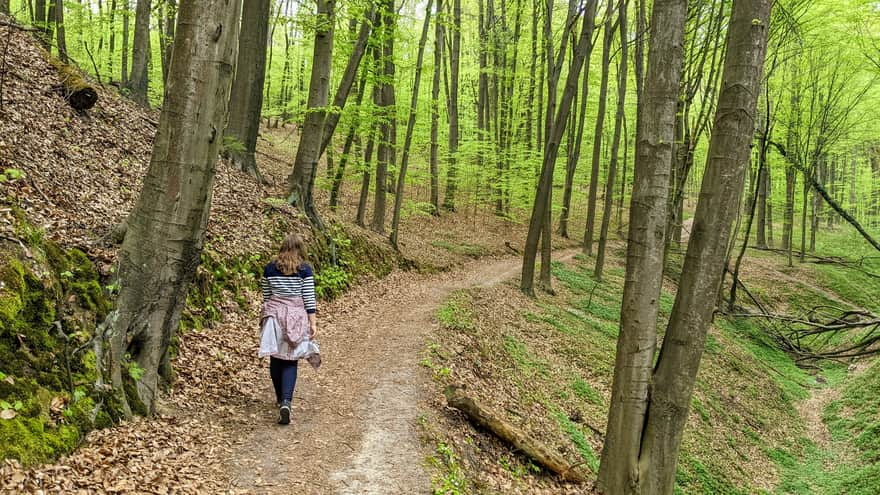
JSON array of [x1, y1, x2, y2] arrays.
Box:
[[356, 126, 376, 227], [442, 0, 461, 211], [390, 0, 433, 248], [370, 0, 397, 234], [429, 0, 444, 215], [583, 1, 615, 256], [53, 0, 67, 63], [128, 0, 151, 106], [100, 0, 241, 415], [160, 0, 176, 86], [121, 0, 129, 86], [225, 0, 271, 182], [287, 0, 335, 229], [595, 0, 688, 491], [330, 70, 368, 211], [558, 2, 598, 238], [318, 8, 375, 161], [520, 0, 592, 296], [638, 2, 771, 492], [594, 0, 628, 281]]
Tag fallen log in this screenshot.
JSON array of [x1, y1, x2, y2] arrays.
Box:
[[444, 385, 588, 483], [44, 50, 98, 111]]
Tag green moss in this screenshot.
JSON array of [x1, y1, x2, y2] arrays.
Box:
[[0, 212, 119, 466]]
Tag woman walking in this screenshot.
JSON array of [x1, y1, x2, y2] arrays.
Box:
[[258, 233, 321, 425]]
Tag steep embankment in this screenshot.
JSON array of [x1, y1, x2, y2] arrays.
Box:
[[422, 240, 880, 494]]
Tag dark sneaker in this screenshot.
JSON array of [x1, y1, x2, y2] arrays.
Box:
[[278, 401, 291, 425]]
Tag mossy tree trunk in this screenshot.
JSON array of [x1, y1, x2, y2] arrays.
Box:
[[101, 0, 241, 416]]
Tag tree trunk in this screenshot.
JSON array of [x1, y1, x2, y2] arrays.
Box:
[[128, 0, 151, 106], [595, 0, 688, 491], [35, 0, 49, 49], [584, 1, 615, 256], [520, 0, 593, 296], [370, 0, 396, 234], [287, 0, 335, 229], [318, 8, 375, 161], [100, 0, 241, 416], [524, 0, 538, 151], [390, 0, 433, 248], [108, 0, 117, 76], [429, 0, 444, 215], [635, 2, 770, 492], [0, 0, 9, 15], [558, 3, 597, 238], [53, 0, 68, 63], [161, 0, 176, 86], [225, 0, 271, 182], [594, 0, 628, 281], [755, 89, 771, 249], [356, 128, 375, 227], [442, 0, 461, 211], [121, 0, 129, 86], [330, 70, 368, 211], [810, 156, 825, 251]]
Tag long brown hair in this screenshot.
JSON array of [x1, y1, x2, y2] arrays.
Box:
[[275, 233, 308, 275]]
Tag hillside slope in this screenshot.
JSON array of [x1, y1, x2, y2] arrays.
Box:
[[422, 242, 880, 494]]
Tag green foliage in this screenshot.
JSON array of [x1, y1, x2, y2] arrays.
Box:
[[314, 264, 352, 300], [436, 294, 475, 332], [0, 168, 25, 183], [429, 442, 469, 495], [430, 240, 488, 258], [570, 377, 603, 406], [221, 135, 246, 154], [553, 411, 600, 473]]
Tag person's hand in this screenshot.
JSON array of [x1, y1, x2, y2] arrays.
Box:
[[309, 323, 317, 339]]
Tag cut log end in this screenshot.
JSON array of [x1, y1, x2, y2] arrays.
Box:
[[44, 50, 99, 111]]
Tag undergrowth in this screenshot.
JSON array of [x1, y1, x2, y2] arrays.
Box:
[[425, 251, 876, 493]]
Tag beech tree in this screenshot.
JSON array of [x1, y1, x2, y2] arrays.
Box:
[[128, 0, 151, 106], [599, 0, 771, 491], [287, 0, 335, 229], [225, 0, 271, 182], [100, 0, 242, 415], [597, 0, 689, 490]]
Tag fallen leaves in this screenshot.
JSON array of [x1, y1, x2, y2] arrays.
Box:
[[0, 409, 17, 420]]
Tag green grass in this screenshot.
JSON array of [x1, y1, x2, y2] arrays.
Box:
[[571, 377, 603, 406], [430, 240, 489, 258], [552, 411, 600, 473], [436, 292, 475, 332], [716, 317, 812, 403]]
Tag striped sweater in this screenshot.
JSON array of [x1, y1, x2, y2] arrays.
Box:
[[260, 261, 318, 314]]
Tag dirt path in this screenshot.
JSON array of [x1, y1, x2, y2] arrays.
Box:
[[223, 251, 577, 494]]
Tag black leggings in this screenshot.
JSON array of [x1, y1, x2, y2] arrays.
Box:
[[269, 357, 299, 404]]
